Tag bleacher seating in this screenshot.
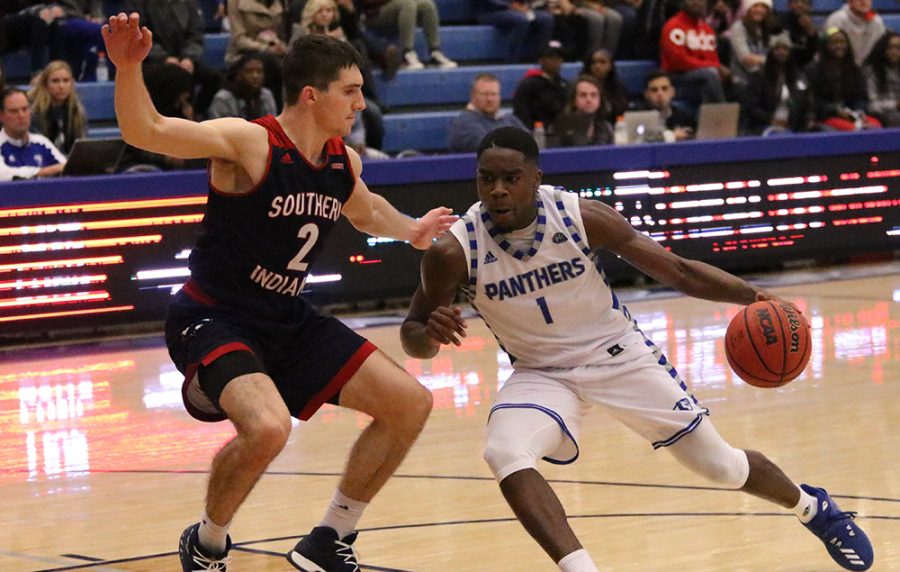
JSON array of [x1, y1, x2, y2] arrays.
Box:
[[373, 60, 656, 107], [436, 0, 476, 23], [5, 0, 898, 156], [772, 0, 899, 13], [73, 58, 655, 121], [89, 110, 487, 153], [884, 14, 900, 32]]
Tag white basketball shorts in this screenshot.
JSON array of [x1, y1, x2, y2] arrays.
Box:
[[489, 328, 709, 464]]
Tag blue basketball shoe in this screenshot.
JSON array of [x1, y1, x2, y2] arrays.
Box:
[[179, 522, 232, 571], [801, 484, 873, 571], [287, 526, 360, 571]]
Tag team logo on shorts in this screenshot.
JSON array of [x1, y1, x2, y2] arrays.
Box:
[[673, 398, 693, 411], [552, 232, 568, 244], [181, 318, 212, 340]]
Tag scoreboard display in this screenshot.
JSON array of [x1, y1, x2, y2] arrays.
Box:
[[1, 148, 897, 344]]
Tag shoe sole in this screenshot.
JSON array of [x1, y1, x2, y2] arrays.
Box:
[[286, 550, 325, 571]]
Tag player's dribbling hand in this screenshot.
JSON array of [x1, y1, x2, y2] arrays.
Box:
[[101, 13, 153, 70], [425, 306, 467, 347], [410, 207, 459, 250], [755, 290, 802, 315]]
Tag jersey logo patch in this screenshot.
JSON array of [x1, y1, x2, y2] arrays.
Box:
[[483, 251, 498, 264], [552, 232, 568, 244], [280, 154, 294, 165], [331, 162, 344, 170]]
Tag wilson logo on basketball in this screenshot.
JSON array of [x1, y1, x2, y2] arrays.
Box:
[[783, 305, 802, 352], [755, 308, 778, 345]]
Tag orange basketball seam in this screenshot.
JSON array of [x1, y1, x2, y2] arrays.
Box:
[[782, 313, 812, 379], [768, 300, 789, 385]]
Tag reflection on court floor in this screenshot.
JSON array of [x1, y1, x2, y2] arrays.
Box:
[[1, 266, 898, 571]]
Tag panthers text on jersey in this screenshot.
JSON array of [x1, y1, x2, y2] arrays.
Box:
[[449, 186, 637, 368]]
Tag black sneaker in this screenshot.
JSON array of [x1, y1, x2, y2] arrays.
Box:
[[287, 526, 360, 571], [179, 522, 232, 571]]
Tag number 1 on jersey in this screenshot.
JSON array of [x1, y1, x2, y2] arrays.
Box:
[[536, 296, 554, 324]]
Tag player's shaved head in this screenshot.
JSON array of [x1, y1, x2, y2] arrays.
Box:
[[477, 127, 539, 164]]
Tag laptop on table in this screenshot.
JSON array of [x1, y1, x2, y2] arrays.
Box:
[[695, 103, 740, 140], [62, 138, 126, 176], [622, 111, 663, 144]]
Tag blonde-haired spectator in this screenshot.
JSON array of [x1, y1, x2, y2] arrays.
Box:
[[298, 0, 346, 39], [28, 60, 87, 155]]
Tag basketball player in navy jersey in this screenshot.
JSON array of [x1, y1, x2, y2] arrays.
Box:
[[103, 13, 457, 572], [401, 127, 873, 572]]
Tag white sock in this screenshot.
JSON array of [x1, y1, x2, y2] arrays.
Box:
[[793, 487, 818, 524], [198, 510, 230, 554], [558, 548, 599, 572], [319, 490, 368, 539]]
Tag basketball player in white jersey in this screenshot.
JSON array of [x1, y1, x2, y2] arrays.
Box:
[[400, 127, 873, 572]]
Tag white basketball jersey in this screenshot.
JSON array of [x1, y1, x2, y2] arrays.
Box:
[[449, 186, 636, 369]]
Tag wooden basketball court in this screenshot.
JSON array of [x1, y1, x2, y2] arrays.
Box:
[[2, 263, 898, 571]]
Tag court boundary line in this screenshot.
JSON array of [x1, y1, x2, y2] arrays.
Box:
[[35, 468, 900, 505]]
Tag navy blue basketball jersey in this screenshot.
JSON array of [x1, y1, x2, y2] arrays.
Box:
[[186, 115, 356, 319]]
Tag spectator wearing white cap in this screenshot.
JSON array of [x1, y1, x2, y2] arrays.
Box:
[[824, 0, 885, 65], [728, 0, 778, 86]]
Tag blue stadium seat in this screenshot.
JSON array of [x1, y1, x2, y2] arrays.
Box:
[[201, 26, 509, 71], [77, 82, 117, 121], [1, 52, 31, 82], [88, 126, 122, 139], [437, 0, 476, 23], [203, 33, 230, 69], [378, 25, 509, 63], [374, 60, 657, 108], [885, 13, 900, 31], [87, 112, 461, 153], [383, 110, 457, 152], [88, 111, 484, 154]]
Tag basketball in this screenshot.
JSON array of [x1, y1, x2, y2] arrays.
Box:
[[725, 300, 811, 388]]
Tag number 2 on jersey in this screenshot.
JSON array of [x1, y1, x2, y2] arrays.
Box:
[[536, 296, 554, 324], [287, 223, 320, 272]]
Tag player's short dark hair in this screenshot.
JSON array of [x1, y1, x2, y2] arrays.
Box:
[[477, 127, 539, 164], [645, 70, 671, 88], [282, 35, 366, 106], [1, 87, 26, 110]]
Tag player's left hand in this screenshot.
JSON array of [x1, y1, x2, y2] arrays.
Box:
[[425, 306, 468, 347], [410, 207, 458, 250]]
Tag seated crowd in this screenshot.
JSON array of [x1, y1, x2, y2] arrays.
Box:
[[0, 0, 898, 179]]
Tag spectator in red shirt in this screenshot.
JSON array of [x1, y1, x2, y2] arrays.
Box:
[[660, 0, 730, 102]]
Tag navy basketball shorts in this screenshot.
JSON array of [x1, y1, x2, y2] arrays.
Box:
[[165, 288, 376, 422]]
